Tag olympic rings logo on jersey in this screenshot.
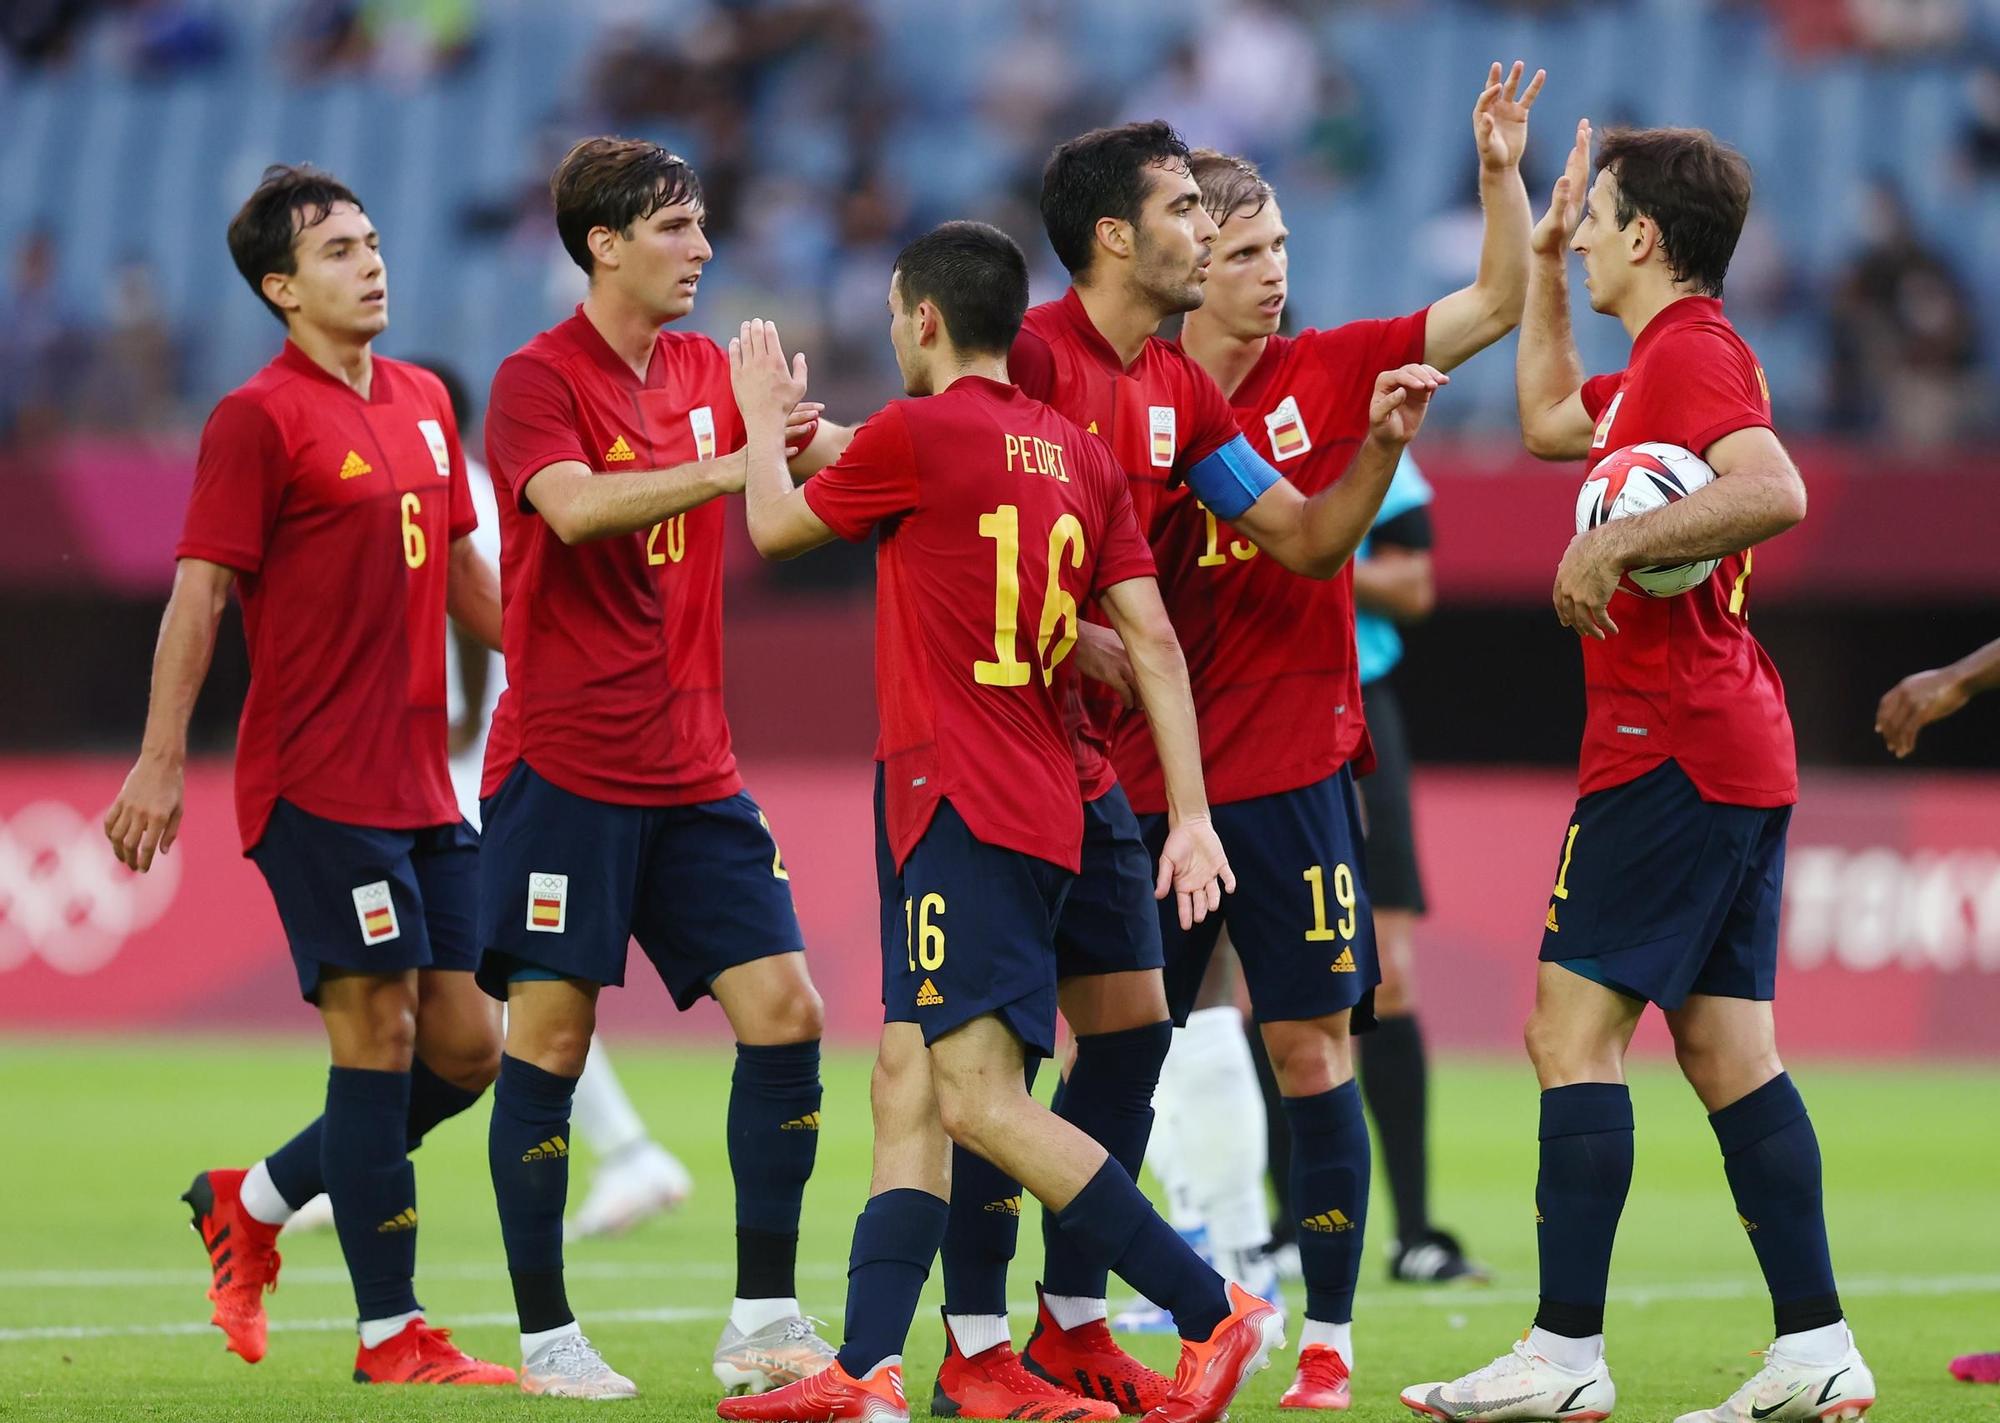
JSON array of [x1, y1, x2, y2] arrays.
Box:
[[0, 800, 181, 975]]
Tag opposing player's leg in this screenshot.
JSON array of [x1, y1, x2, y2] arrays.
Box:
[[568, 1036, 695, 1240], [640, 790, 834, 1393]]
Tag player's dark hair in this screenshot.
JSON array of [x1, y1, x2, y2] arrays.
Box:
[[1595, 127, 1752, 298], [1039, 120, 1193, 277], [410, 357, 472, 429], [551, 136, 704, 276], [1189, 148, 1273, 227], [226, 163, 366, 325], [893, 221, 1029, 357]]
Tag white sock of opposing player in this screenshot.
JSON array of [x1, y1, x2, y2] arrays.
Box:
[[1528, 1326, 1605, 1372], [1169, 1007, 1272, 1264], [1142, 1056, 1205, 1233], [239, 1159, 293, 1227], [570, 1035, 650, 1160]]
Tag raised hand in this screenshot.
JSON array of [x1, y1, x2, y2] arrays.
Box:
[[1368, 363, 1449, 447], [1532, 117, 1592, 257], [728, 318, 807, 432], [1154, 816, 1236, 931], [1475, 59, 1546, 172]]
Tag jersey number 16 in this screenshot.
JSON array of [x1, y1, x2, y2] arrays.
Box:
[[975, 504, 1086, 688]]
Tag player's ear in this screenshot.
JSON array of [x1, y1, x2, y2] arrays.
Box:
[[1629, 215, 1655, 266], [1094, 215, 1135, 264], [917, 299, 941, 348], [260, 271, 299, 314], [586, 224, 620, 273]]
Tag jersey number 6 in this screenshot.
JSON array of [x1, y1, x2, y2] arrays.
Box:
[[975, 504, 1086, 688]]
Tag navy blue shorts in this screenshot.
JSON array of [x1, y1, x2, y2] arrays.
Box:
[[875, 770, 1073, 1057], [475, 763, 806, 1008], [1140, 768, 1379, 1027], [249, 799, 479, 1002], [1054, 784, 1167, 978], [1540, 759, 1790, 1010]]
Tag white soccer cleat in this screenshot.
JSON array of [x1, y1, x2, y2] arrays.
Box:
[[519, 1331, 639, 1399], [713, 1314, 839, 1395], [1671, 1334, 1874, 1423], [1402, 1337, 1615, 1422], [281, 1192, 335, 1235], [566, 1141, 693, 1240]]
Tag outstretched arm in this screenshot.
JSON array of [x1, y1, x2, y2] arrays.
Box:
[[1517, 118, 1598, 460], [1876, 636, 2000, 758]]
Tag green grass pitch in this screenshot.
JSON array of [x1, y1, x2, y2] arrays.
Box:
[[1, 1039, 1995, 1421]]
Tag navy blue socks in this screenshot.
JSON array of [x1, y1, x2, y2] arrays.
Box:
[[1041, 1021, 1173, 1299], [1710, 1073, 1843, 1335], [1282, 1080, 1371, 1324], [489, 1053, 579, 1333], [1534, 1082, 1634, 1339], [1054, 1159, 1230, 1340], [943, 1144, 1020, 1317], [263, 1058, 486, 1210], [321, 1067, 421, 1323], [836, 1188, 949, 1377], [729, 1040, 823, 1301]]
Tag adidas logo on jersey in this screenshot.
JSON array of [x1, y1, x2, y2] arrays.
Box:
[[916, 978, 944, 1007], [375, 1207, 418, 1233], [779, 1112, 821, 1131], [984, 1196, 1023, 1216], [338, 450, 374, 479], [605, 435, 636, 463], [1301, 1210, 1354, 1233], [1330, 947, 1357, 973], [520, 1135, 568, 1162]]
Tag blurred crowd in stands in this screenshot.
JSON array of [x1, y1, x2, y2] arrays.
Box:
[[3, 0, 1996, 447]]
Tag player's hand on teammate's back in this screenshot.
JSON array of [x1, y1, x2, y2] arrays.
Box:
[[728, 318, 808, 434], [1552, 529, 1622, 640], [1075, 622, 1140, 709], [1475, 60, 1546, 172], [1154, 817, 1235, 930], [1875, 667, 1969, 757], [1368, 364, 1449, 448], [1531, 118, 1592, 257], [104, 754, 185, 873]]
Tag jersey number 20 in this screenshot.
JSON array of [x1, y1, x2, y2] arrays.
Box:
[[975, 504, 1085, 688]]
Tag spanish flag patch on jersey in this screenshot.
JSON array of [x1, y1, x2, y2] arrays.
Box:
[[1264, 395, 1311, 461]]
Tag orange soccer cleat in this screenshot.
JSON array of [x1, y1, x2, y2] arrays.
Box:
[[1280, 1344, 1353, 1410], [1143, 1282, 1285, 1423], [352, 1319, 517, 1385], [718, 1356, 910, 1423], [181, 1168, 282, 1364], [1023, 1286, 1173, 1415], [934, 1311, 1121, 1421]]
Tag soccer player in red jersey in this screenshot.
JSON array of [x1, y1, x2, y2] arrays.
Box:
[[475, 138, 840, 1400], [1402, 126, 1874, 1423], [102, 165, 514, 1386], [716, 220, 1271, 1423], [927, 120, 1445, 1416], [1138, 63, 1540, 1406]]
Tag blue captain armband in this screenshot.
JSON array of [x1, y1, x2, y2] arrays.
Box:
[[1185, 435, 1281, 520]]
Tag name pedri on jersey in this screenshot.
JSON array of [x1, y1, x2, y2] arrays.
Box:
[[177, 344, 474, 851], [1577, 295, 1795, 808], [803, 376, 1157, 872], [1109, 310, 1429, 814], [481, 310, 744, 807]]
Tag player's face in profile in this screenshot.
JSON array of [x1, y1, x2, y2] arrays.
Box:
[[611, 197, 711, 321], [885, 270, 932, 397], [280, 202, 387, 339], [1130, 161, 1217, 316], [1572, 168, 1626, 315], [1205, 197, 1288, 340]]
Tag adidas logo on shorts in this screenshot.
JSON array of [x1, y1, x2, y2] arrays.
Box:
[[1330, 947, 1357, 973], [915, 978, 944, 1007]]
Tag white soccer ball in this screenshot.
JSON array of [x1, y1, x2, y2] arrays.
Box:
[[1575, 441, 1721, 597]]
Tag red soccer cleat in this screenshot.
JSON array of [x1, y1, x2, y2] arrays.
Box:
[[934, 1311, 1121, 1421], [1951, 1353, 2000, 1384], [718, 1356, 909, 1422], [1023, 1285, 1172, 1415], [352, 1319, 517, 1385], [181, 1168, 282, 1364], [1144, 1282, 1285, 1423], [1280, 1345, 1352, 1410]]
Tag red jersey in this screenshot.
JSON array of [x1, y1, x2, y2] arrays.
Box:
[[1108, 312, 1429, 813], [1011, 288, 1243, 799], [177, 343, 474, 851], [481, 309, 743, 806], [1577, 295, 1795, 807], [802, 377, 1157, 871]]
